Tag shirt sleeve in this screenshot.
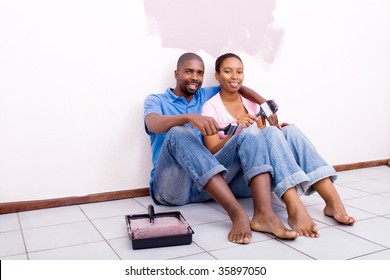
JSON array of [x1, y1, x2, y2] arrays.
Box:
[[143, 94, 163, 134], [201, 86, 221, 104], [144, 94, 162, 120]]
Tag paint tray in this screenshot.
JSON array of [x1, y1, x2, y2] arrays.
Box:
[[125, 205, 194, 250]]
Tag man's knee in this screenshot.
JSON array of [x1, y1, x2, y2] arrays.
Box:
[[166, 126, 196, 142], [167, 125, 190, 136]]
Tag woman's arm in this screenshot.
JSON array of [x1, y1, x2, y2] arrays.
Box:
[[203, 133, 232, 155]]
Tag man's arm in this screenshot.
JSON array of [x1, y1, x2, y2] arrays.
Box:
[[145, 113, 189, 134], [239, 86, 279, 126], [145, 113, 220, 136], [239, 85, 267, 104]]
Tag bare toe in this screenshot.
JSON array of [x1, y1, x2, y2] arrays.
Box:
[[288, 213, 319, 238], [229, 231, 251, 244], [250, 214, 298, 240], [324, 204, 355, 226], [327, 212, 355, 225], [228, 218, 252, 244]]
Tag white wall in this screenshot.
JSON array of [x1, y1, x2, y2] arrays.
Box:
[[1, 0, 389, 203]]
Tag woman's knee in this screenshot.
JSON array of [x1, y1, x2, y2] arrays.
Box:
[[281, 125, 301, 138], [238, 126, 269, 149], [242, 126, 262, 136], [262, 125, 283, 141], [263, 125, 280, 135], [240, 126, 263, 141]]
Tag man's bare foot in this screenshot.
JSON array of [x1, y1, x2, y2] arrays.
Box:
[[324, 202, 355, 225], [203, 174, 252, 244], [287, 204, 319, 238], [228, 211, 252, 244], [250, 213, 298, 239]]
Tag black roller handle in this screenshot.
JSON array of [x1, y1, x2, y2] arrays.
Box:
[[148, 204, 155, 224]]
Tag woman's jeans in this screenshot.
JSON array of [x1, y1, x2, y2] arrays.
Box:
[[152, 125, 337, 206], [262, 125, 337, 198], [152, 126, 272, 205]]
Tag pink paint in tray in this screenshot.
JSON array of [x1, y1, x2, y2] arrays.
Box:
[[125, 205, 194, 249]]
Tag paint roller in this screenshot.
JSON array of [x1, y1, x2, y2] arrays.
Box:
[[130, 205, 191, 239]]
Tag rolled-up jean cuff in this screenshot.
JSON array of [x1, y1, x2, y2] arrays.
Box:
[[304, 165, 338, 195], [244, 165, 273, 184], [274, 171, 311, 198], [197, 164, 227, 191]]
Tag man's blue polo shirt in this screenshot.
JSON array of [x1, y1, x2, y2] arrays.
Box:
[[143, 86, 220, 188]]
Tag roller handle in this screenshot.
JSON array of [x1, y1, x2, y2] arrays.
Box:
[[148, 204, 155, 224]]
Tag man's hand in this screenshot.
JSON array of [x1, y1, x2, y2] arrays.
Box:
[[188, 114, 220, 136]]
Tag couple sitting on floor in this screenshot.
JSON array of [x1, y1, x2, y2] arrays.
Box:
[[143, 52, 355, 244]]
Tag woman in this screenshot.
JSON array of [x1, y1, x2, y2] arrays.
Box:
[[202, 53, 355, 238]]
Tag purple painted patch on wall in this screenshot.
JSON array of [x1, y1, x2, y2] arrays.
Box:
[[143, 0, 284, 63]]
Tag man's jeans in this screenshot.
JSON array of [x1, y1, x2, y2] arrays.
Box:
[[152, 126, 272, 205]]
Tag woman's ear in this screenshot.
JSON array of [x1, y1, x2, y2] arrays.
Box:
[[215, 72, 220, 82]]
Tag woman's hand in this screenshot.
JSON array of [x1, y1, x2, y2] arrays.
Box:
[[275, 122, 290, 129], [236, 114, 257, 127], [256, 116, 267, 129]]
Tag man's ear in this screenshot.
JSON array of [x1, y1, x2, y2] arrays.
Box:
[[174, 70, 178, 80]]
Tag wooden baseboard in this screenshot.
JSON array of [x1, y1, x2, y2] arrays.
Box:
[[0, 188, 149, 215], [333, 158, 390, 172], [1, 159, 389, 215]]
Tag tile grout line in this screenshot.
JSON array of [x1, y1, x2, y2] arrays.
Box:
[[16, 212, 30, 259], [77, 205, 122, 260]]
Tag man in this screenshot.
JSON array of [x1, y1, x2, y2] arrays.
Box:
[[143, 53, 297, 244]]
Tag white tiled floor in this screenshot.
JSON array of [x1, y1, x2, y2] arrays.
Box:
[[1, 166, 390, 260]]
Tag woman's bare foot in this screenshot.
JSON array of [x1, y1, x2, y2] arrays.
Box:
[[312, 178, 355, 225], [324, 202, 355, 225], [250, 212, 298, 239], [228, 210, 252, 244], [287, 204, 319, 238], [282, 187, 319, 238]]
